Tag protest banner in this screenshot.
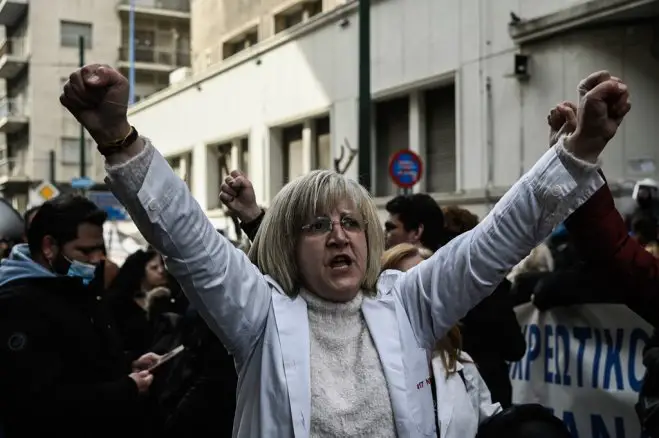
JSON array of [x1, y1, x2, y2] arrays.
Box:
[[510, 303, 653, 438]]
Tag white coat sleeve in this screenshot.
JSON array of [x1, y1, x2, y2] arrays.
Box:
[[461, 355, 503, 424], [394, 137, 604, 350], [104, 139, 271, 359]]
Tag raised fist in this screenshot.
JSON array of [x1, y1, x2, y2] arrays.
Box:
[[60, 64, 131, 145], [219, 170, 261, 223], [548, 101, 577, 148], [567, 71, 631, 162]]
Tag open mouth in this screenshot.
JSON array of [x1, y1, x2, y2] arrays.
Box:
[[329, 255, 353, 270]]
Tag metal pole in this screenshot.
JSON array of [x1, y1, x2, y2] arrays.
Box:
[[128, 0, 136, 105], [49, 150, 56, 182], [78, 35, 86, 179], [358, 0, 372, 192]]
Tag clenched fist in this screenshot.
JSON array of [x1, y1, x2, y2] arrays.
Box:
[[220, 171, 262, 223], [60, 64, 131, 146], [548, 101, 577, 148], [566, 71, 631, 162]]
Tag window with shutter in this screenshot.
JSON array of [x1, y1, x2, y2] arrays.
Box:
[[314, 116, 331, 170], [282, 124, 304, 184], [60, 21, 92, 48], [375, 96, 410, 197], [425, 85, 456, 193]]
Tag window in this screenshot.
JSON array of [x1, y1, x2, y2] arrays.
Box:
[[425, 85, 456, 193], [223, 29, 258, 59], [314, 116, 331, 170], [61, 137, 92, 165], [168, 153, 192, 188], [307, 0, 323, 18], [240, 138, 249, 174], [216, 143, 232, 185], [134, 29, 155, 49], [282, 124, 304, 183], [60, 21, 92, 48], [375, 96, 410, 196], [274, 0, 322, 33]]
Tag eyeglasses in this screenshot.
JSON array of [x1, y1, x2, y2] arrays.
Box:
[[301, 216, 367, 234]]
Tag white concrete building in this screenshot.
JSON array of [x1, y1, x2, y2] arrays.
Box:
[[127, 0, 659, 224], [0, 0, 191, 212]]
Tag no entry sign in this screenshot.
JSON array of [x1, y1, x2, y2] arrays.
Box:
[[389, 149, 423, 189]]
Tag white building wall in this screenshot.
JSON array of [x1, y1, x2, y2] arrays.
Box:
[[128, 0, 659, 217]]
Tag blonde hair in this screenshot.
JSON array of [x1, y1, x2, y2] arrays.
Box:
[[434, 326, 464, 377], [380, 243, 464, 376], [248, 170, 384, 296], [381, 243, 424, 271]]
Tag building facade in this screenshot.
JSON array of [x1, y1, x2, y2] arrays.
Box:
[[127, 0, 659, 226], [0, 0, 191, 212], [191, 0, 346, 73]]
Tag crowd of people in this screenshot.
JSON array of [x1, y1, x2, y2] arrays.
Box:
[[1, 62, 659, 438]]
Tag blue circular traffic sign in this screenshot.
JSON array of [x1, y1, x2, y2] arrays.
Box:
[[389, 149, 423, 189]]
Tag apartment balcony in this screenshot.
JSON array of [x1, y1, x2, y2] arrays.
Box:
[[0, 0, 27, 27], [117, 46, 190, 73], [0, 97, 28, 133], [0, 38, 28, 79], [117, 0, 190, 20], [0, 157, 28, 184]]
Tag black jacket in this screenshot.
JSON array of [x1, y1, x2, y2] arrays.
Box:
[[461, 279, 526, 408], [0, 275, 152, 438]]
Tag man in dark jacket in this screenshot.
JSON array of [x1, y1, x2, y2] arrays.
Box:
[[0, 194, 159, 438]]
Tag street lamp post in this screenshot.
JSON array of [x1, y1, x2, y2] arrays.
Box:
[[358, 0, 372, 192]]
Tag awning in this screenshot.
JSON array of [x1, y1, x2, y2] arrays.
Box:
[[509, 0, 659, 44]]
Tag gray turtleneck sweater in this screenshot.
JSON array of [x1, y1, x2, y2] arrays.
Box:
[[300, 290, 397, 437]]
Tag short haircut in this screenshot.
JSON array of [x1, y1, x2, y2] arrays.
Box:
[[442, 206, 479, 242], [385, 194, 445, 252], [27, 194, 107, 255], [23, 206, 41, 236]]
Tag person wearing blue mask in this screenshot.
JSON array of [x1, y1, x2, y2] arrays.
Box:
[[0, 194, 161, 438]]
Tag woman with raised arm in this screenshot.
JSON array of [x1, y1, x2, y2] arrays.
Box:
[[60, 65, 629, 438]]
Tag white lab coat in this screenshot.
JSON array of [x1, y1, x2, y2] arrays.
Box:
[[432, 352, 502, 438], [105, 138, 602, 438]]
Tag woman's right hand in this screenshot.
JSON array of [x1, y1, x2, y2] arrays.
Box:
[[219, 170, 262, 223]]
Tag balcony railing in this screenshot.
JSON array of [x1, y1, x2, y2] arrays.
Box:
[[0, 38, 26, 58], [0, 156, 58, 181], [120, 0, 190, 13], [0, 157, 24, 180], [0, 97, 26, 118], [118, 46, 190, 68]]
